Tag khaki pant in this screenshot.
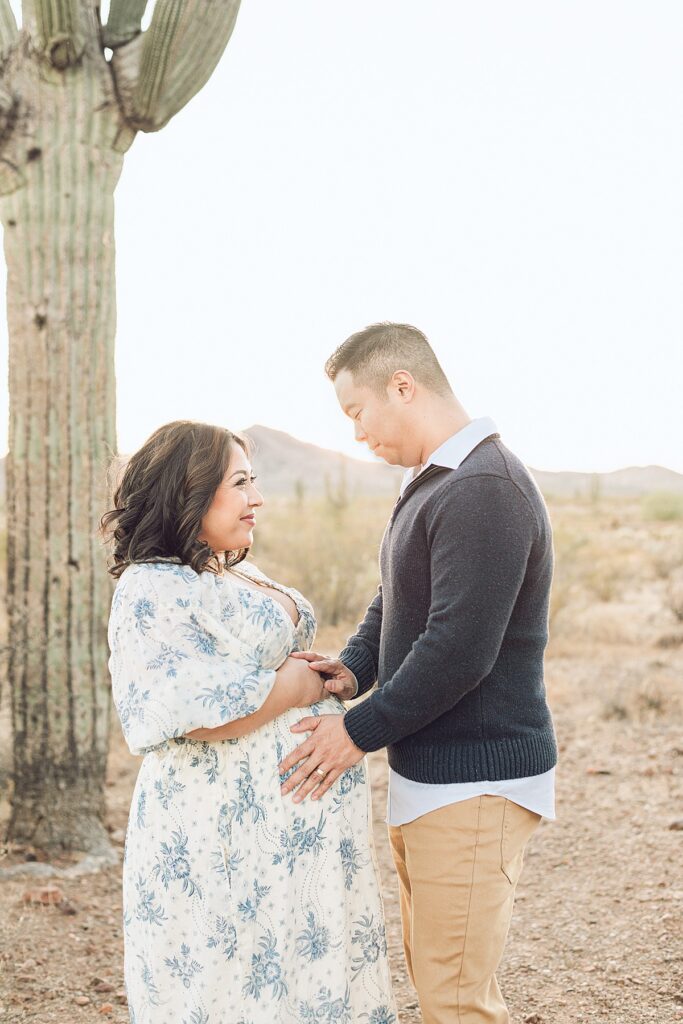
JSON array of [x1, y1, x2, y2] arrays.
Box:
[[388, 795, 541, 1024]]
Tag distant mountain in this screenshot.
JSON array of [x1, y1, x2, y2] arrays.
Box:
[[0, 428, 681, 501], [530, 464, 683, 498], [241, 425, 402, 498]]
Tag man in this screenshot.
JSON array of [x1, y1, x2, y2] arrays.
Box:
[[278, 322, 557, 1024]]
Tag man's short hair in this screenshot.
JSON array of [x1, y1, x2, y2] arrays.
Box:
[[325, 322, 452, 398]]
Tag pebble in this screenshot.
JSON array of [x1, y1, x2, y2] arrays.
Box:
[[22, 886, 64, 905]]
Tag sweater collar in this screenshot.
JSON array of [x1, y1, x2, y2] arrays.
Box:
[[399, 416, 499, 497]]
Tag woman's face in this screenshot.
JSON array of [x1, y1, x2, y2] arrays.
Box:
[[197, 443, 264, 555]]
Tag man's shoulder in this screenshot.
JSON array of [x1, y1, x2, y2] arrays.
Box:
[[424, 440, 546, 518], [424, 438, 530, 488], [459, 437, 529, 478]]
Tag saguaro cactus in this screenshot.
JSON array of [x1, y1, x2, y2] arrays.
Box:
[[0, 0, 241, 852]]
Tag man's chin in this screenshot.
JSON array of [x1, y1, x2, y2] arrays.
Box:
[[375, 450, 401, 466]]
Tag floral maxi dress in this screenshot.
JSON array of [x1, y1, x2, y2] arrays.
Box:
[[108, 560, 398, 1024]]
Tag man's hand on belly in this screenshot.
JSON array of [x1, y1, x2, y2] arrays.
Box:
[[278, 714, 365, 804]]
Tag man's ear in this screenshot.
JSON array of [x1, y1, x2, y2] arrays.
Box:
[[391, 370, 416, 402]]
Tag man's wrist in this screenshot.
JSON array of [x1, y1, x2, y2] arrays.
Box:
[[342, 709, 365, 752], [339, 645, 376, 697]]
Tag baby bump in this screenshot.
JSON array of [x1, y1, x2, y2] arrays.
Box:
[[270, 695, 345, 777], [266, 697, 371, 820]]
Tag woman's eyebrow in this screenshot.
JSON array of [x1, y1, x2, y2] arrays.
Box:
[[228, 469, 252, 479]]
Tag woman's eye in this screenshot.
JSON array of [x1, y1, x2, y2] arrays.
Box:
[[236, 476, 257, 487]]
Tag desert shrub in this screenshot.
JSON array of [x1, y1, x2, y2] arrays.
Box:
[[651, 547, 681, 579], [584, 560, 626, 603], [641, 491, 683, 522], [602, 699, 629, 721], [548, 528, 589, 626], [635, 686, 666, 715]]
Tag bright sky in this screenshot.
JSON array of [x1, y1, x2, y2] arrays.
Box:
[[1, 1, 682, 472]]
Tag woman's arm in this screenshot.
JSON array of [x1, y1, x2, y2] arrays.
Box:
[[185, 655, 327, 742]]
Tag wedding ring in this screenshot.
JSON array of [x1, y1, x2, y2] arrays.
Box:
[[314, 767, 327, 778]]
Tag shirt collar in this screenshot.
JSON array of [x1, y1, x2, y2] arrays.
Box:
[[399, 416, 499, 496]]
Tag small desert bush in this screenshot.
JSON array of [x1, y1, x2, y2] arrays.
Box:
[[641, 491, 683, 522], [651, 545, 683, 580], [548, 528, 588, 625]]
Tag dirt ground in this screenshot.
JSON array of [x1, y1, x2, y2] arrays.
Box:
[[1, 640, 682, 1024]]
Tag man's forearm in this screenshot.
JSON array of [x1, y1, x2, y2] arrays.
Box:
[[339, 584, 383, 697]]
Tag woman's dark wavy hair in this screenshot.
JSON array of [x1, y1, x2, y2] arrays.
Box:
[[100, 420, 251, 578]]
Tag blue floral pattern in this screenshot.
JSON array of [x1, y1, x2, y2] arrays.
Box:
[[109, 559, 396, 1023]]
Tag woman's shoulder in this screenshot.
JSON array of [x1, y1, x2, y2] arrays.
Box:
[[114, 559, 202, 597], [232, 558, 269, 583]]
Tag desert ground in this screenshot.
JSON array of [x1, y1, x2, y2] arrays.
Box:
[[1, 494, 682, 1023]]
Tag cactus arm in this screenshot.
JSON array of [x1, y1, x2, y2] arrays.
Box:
[[25, 0, 87, 68], [129, 0, 241, 132], [103, 0, 148, 49], [0, 0, 18, 57]]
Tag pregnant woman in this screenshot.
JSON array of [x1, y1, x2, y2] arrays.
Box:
[[103, 420, 397, 1024]]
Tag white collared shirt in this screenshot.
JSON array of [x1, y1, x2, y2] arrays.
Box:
[[387, 417, 556, 826]]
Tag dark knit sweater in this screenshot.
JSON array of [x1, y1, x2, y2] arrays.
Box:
[[340, 436, 558, 784]]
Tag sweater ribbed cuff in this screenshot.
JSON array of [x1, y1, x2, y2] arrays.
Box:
[[339, 643, 377, 699], [342, 696, 388, 753]]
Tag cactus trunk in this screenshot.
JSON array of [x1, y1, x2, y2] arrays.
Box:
[[0, 48, 123, 852], [0, 0, 242, 853]]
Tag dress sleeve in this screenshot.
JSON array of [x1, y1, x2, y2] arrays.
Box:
[[107, 563, 280, 755]]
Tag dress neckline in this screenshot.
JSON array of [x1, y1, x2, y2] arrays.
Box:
[[224, 566, 302, 630]]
